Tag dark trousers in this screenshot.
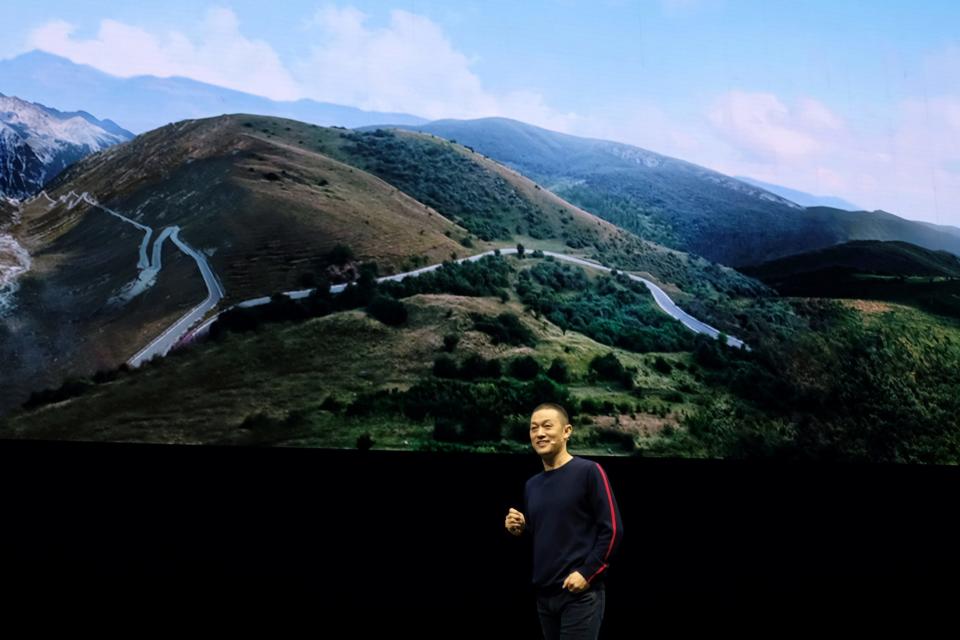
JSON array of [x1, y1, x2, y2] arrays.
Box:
[[535, 584, 605, 639]]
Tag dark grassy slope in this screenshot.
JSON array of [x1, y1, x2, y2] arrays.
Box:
[[741, 240, 960, 319], [742, 239, 960, 279]]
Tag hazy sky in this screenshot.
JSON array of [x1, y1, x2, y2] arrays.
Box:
[[4, 1, 960, 226]]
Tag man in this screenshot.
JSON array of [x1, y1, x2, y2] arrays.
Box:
[[505, 402, 624, 640]]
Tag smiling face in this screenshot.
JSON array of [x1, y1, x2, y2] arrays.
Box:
[[530, 407, 571, 457]]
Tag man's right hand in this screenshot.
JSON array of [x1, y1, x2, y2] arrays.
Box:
[[505, 507, 526, 536]]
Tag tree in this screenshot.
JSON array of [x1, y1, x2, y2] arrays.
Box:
[[328, 243, 355, 265], [517, 243, 525, 259], [508, 355, 541, 380]]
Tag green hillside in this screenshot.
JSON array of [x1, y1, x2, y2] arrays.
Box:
[[389, 117, 960, 267], [6, 251, 960, 464], [0, 254, 714, 453]]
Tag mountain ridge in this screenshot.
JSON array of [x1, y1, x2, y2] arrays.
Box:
[[0, 92, 133, 199], [0, 51, 426, 134]]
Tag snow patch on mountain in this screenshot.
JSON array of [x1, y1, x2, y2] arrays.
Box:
[[0, 93, 133, 199]]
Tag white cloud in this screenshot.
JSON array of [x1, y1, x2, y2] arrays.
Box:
[[27, 9, 301, 100], [707, 91, 833, 159], [19, 8, 959, 226], [296, 5, 578, 128], [297, 7, 492, 118], [700, 89, 960, 225], [797, 97, 844, 131]]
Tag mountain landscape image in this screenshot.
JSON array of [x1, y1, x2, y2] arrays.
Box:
[[2, 1, 959, 465]]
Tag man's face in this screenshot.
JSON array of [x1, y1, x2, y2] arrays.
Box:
[[530, 408, 569, 456]]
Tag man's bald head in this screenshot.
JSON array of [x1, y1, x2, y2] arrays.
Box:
[[532, 402, 569, 425]]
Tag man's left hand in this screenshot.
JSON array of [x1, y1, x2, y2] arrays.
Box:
[[563, 571, 589, 593]]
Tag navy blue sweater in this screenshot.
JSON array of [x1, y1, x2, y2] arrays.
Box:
[[523, 455, 624, 594]]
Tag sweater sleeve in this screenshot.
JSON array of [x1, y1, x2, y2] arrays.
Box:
[[574, 462, 623, 584]]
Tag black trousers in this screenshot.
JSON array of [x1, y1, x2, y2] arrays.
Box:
[[535, 583, 606, 639]]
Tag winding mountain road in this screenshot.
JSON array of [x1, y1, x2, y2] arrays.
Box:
[[180, 246, 748, 351], [34, 190, 226, 367]]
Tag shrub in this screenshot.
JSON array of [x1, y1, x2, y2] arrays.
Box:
[[547, 358, 570, 383], [654, 356, 673, 375], [471, 312, 536, 346], [589, 353, 633, 389], [433, 355, 459, 378], [443, 334, 460, 352], [367, 294, 407, 326], [508, 355, 541, 380]]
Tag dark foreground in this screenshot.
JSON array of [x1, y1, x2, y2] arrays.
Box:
[[2, 440, 958, 631]]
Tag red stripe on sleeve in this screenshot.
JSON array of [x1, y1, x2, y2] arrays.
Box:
[[586, 463, 618, 583]]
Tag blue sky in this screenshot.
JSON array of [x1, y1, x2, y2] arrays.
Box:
[[4, 1, 960, 226]]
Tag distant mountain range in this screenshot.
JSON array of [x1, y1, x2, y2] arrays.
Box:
[[7, 51, 960, 269], [735, 176, 862, 211], [380, 117, 960, 267], [0, 51, 426, 134], [0, 92, 133, 199]]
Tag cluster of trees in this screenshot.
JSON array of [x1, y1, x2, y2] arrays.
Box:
[[377, 254, 513, 299], [469, 312, 536, 346], [588, 353, 636, 389], [432, 353, 570, 384], [331, 374, 570, 445], [210, 255, 524, 340], [432, 354, 502, 380], [209, 264, 384, 339], [516, 260, 696, 352]]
